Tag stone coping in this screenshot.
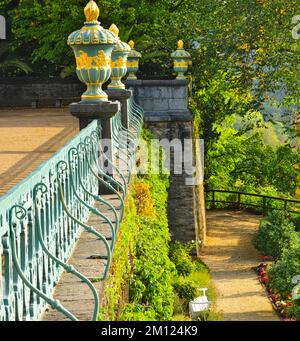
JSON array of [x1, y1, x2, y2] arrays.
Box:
[[144, 110, 193, 122], [125, 79, 190, 87]]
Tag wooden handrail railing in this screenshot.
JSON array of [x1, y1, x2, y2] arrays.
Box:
[[205, 189, 300, 214]]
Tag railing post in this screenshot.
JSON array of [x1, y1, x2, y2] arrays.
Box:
[[237, 193, 241, 210], [106, 89, 132, 130], [69, 102, 120, 180], [212, 190, 216, 209], [263, 197, 267, 214]]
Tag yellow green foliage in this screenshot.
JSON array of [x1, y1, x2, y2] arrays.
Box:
[[132, 181, 156, 218]]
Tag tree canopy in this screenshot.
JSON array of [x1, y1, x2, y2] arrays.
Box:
[[1, 0, 300, 196]]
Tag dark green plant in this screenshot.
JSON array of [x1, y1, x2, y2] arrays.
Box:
[[252, 210, 300, 260], [173, 278, 197, 302], [268, 246, 300, 299], [196, 310, 222, 321], [291, 216, 300, 232], [118, 304, 156, 321], [169, 241, 195, 277], [0, 42, 32, 75], [129, 216, 176, 321], [287, 301, 300, 320]]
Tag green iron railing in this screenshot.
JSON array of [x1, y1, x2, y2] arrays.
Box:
[[0, 97, 144, 321]]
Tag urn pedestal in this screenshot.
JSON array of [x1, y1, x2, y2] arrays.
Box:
[[106, 89, 132, 130], [69, 101, 120, 189]]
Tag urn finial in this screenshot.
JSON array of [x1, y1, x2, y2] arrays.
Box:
[[128, 40, 135, 49], [109, 24, 119, 37], [84, 0, 100, 22], [178, 40, 184, 49]]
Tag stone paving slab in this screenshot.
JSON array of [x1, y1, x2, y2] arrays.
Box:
[[0, 108, 78, 196]]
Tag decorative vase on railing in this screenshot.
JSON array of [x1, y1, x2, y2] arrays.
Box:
[[171, 40, 191, 80], [67, 0, 117, 102], [126, 40, 142, 80], [107, 24, 131, 90]]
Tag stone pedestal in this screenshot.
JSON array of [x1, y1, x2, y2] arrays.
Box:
[[69, 101, 120, 193], [106, 89, 132, 130], [69, 101, 120, 130]]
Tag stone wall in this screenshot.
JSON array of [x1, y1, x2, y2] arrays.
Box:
[[128, 79, 206, 252], [0, 77, 84, 107]]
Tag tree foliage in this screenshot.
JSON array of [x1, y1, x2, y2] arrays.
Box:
[[1, 0, 300, 196]]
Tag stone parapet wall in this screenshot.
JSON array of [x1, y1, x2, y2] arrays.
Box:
[[134, 79, 206, 251], [0, 77, 84, 107], [145, 120, 206, 252], [125, 79, 193, 122]]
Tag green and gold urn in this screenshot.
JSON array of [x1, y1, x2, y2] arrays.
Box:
[[107, 24, 131, 90], [126, 40, 142, 80], [171, 40, 191, 80], [67, 1, 117, 102]]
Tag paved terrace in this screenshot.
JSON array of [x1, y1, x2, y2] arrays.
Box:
[[0, 108, 78, 196], [0, 108, 123, 320]]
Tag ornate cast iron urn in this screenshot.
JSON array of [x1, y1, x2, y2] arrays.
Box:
[[67, 0, 117, 102], [107, 24, 131, 90], [126, 40, 142, 80], [171, 40, 191, 80]]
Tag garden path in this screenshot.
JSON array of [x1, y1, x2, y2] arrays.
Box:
[[201, 210, 279, 321]]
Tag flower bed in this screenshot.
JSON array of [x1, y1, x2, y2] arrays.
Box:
[[255, 263, 297, 321]]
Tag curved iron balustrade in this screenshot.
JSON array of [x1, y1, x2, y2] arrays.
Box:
[[0, 98, 144, 321]]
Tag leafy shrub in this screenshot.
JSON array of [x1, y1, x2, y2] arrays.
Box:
[[173, 293, 188, 316], [129, 217, 176, 321], [268, 246, 300, 299], [169, 241, 195, 276], [172, 314, 191, 321], [173, 278, 197, 302], [118, 303, 156, 321], [287, 302, 300, 320], [133, 181, 156, 218], [291, 216, 300, 232], [252, 210, 300, 260]]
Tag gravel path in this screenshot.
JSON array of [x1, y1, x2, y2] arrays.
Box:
[[201, 210, 279, 321]]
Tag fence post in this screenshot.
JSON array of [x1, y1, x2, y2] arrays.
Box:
[[263, 197, 267, 214], [212, 190, 216, 209], [237, 193, 241, 210]]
